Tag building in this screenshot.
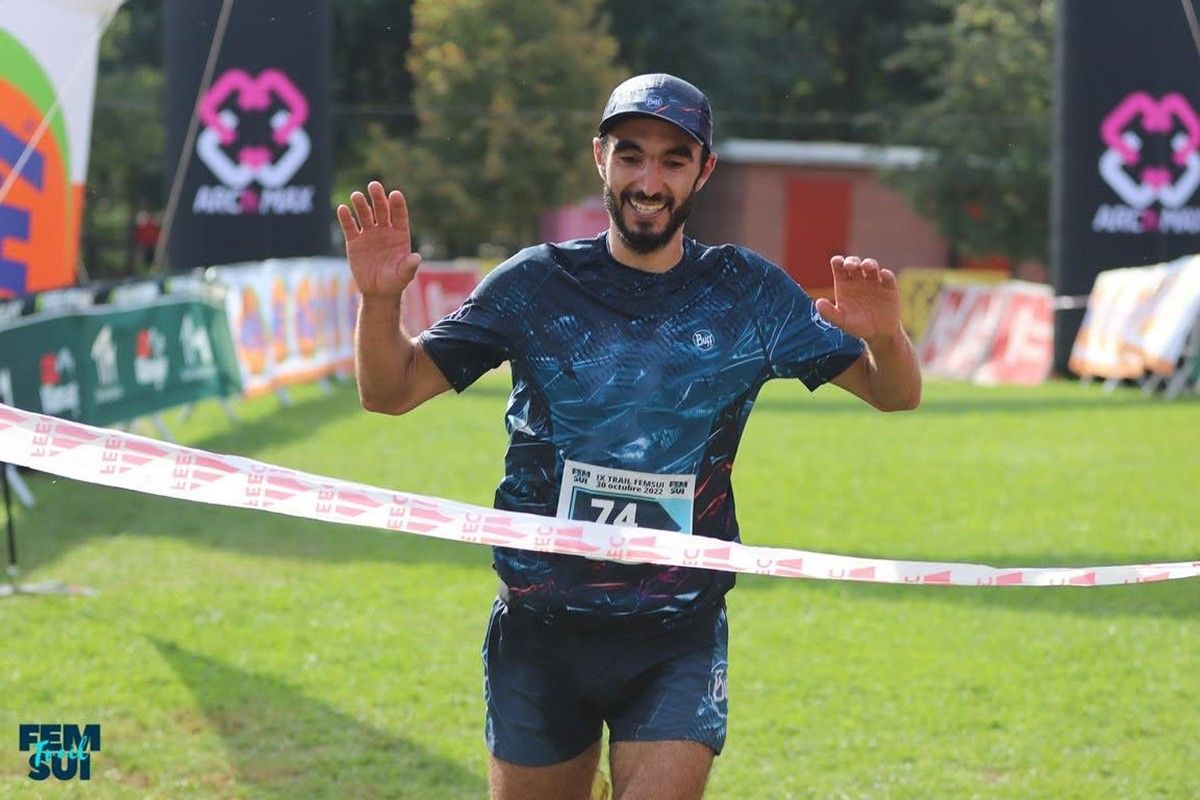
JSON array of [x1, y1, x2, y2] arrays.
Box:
[[688, 139, 950, 294]]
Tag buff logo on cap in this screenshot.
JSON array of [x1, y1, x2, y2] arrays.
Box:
[[599, 73, 714, 151]]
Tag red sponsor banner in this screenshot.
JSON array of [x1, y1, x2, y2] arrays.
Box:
[[402, 268, 479, 332], [919, 284, 1006, 380], [920, 282, 1055, 385], [974, 284, 1054, 386]]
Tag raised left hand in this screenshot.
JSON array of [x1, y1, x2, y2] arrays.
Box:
[[814, 256, 904, 342]]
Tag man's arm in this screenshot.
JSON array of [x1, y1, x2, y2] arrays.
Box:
[[829, 334, 921, 411], [816, 256, 922, 412], [338, 181, 451, 415], [354, 295, 450, 415]]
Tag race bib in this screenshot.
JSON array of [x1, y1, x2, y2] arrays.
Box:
[[556, 459, 695, 533]]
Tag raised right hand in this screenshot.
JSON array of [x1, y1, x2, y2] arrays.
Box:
[[336, 181, 423, 299]]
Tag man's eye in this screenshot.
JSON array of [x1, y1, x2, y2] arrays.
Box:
[[619, 156, 639, 165]]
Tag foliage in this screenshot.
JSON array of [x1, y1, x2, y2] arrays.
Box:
[[82, 0, 1054, 268], [84, 0, 163, 278], [1, 376, 1198, 797], [604, 0, 819, 139], [331, 0, 417, 158], [605, 0, 945, 141], [885, 0, 1055, 264], [376, 0, 622, 257]]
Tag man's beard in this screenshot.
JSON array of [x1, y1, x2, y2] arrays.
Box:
[[603, 182, 698, 255]]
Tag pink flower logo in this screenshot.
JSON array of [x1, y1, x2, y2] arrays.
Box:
[[195, 69, 311, 190], [1098, 92, 1200, 209]]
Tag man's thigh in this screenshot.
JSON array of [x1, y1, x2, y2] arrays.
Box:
[[609, 740, 714, 800], [489, 741, 602, 800]]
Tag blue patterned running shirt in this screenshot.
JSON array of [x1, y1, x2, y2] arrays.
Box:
[[419, 233, 864, 625]]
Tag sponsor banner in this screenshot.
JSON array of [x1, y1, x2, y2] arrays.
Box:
[[273, 257, 332, 385], [898, 267, 1007, 341], [0, 0, 117, 297], [1053, 1, 1200, 371], [0, 295, 240, 424], [208, 261, 278, 397], [207, 257, 384, 395], [0, 314, 83, 420], [411, 267, 479, 330], [1129, 255, 1200, 373], [313, 257, 353, 373], [1, 403, 1196, 587], [1070, 257, 1200, 378], [1068, 265, 1168, 378], [919, 282, 1055, 385], [973, 284, 1055, 386], [919, 284, 1007, 380], [163, 0, 332, 269]]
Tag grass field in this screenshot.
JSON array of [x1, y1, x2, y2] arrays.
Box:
[[1, 372, 1198, 798]]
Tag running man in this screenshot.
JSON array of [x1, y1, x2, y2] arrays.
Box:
[[337, 74, 922, 800]]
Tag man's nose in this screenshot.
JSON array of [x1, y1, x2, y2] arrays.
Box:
[[634, 161, 666, 197]]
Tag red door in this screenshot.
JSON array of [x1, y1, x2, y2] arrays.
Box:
[[784, 178, 852, 294]]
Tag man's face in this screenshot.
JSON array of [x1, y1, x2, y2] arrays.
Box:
[[594, 117, 715, 254]]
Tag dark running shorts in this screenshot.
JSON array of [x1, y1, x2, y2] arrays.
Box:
[[481, 597, 729, 767]]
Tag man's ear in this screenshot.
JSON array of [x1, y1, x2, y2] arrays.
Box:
[[593, 137, 607, 180], [694, 152, 718, 192]]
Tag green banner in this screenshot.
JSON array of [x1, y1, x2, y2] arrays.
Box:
[[0, 296, 241, 425]]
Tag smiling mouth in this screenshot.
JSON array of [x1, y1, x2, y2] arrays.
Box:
[[627, 196, 668, 218]]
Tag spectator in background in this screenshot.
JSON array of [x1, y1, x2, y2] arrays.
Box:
[[134, 211, 161, 268]]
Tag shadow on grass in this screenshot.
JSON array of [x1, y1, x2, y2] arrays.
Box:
[[735, 549, 1200, 619], [10, 477, 494, 573], [182, 383, 368, 458], [150, 638, 486, 799]]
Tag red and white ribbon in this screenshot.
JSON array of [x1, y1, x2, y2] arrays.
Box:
[[1, 403, 1196, 587]]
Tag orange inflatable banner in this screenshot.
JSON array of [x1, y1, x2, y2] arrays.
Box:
[[0, 0, 121, 298]]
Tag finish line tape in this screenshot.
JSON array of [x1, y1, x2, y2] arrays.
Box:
[[1, 403, 1196, 587]]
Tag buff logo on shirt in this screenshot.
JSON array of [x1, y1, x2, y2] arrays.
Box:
[[557, 459, 694, 533]]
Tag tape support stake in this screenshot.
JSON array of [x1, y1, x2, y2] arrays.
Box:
[[0, 403, 1196, 587]]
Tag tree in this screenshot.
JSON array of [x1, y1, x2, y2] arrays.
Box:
[[605, 0, 945, 141], [885, 0, 1054, 264], [376, 0, 621, 257], [332, 0, 417, 162], [86, 0, 164, 277], [605, 0, 819, 139], [791, 0, 949, 140]]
